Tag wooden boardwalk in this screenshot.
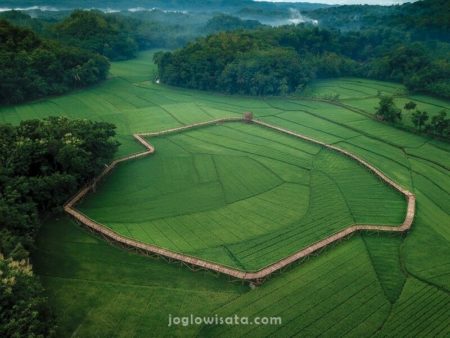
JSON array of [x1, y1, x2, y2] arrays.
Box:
[[64, 116, 416, 284]]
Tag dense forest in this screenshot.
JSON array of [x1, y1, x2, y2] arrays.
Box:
[[0, 10, 198, 61], [0, 9, 271, 59], [386, 0, 450, 41], [52, 10, 139, 61], [1, 0, 448, 102], [0, 117, 119, 337], [0, 20, 109, 104], [155, 24, 450, 99], [306, 0, 450, 41], [204, 14, 263, 34], [0, 10, 205, 104]]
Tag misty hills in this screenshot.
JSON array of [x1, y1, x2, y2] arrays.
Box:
[[0, 0, 330, 11]]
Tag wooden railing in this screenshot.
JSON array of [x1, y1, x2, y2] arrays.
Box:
[[64, 117, 415, 283]]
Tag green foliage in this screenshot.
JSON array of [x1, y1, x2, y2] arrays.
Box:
[[0, 9, 214, 57], [154, 31, 268, 91], [390, 47, 450, 98], [52, 10, 138, 61], [0, 117, 119, 338], [411, 110, 429, 130], [308, 0, 450, 42], [205, 14, 263, 34], [0, 254, 55, 338], [375, 96, 402, 123], [155, 26, 355, 96], [1, 117, 119, 193], [404, 101, 417, 110], [0, 20, 109, 104], [428, 110, 449, 137], [0, 10, 47, 33], [218, 48, 312, 96], [386, 0, 450, 41], [156, 25, 450, 99]]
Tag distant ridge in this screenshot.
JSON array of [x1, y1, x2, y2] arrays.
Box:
[[0, 0, 331, 12]]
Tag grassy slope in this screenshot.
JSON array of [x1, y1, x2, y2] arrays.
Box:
[[6, 52, 445, 336]]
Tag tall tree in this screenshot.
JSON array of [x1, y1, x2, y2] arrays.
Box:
[[411, 110, 429, 130], [375, 96, 402, 123], [428, 110, 449, 137]]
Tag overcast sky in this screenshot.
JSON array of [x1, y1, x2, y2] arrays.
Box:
[[255, 0, 415, 5]]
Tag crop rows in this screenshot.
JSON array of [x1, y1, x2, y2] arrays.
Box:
[[362, 235, 406, 303], [78, 121, 408, 271], [376, 278, 450, 337], [224, 170, 354, 270], [314, 149, 407, 224], [18, 55, 447, 337], [199, 238, 391, 337]]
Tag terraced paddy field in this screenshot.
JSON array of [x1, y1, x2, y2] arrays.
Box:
[[302, 78, 450, 128], [3, 51, 446, 336]]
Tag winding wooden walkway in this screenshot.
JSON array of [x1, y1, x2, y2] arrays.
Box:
[[64, 116, 416, 284]]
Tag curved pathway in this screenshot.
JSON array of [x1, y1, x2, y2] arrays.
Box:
[[64, 116, 415, 284]]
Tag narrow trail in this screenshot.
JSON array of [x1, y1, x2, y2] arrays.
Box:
[[64, 116, 416, 284]]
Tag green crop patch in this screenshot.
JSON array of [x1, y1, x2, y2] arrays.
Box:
[[77, 121, 407, 272]]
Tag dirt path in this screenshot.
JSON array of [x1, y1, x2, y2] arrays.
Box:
[[64, 116, 415, 284]]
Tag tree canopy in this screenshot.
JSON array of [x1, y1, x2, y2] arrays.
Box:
[[52, 10, 139, 61], [0, 20, 110, 104], [155, 25, 450, 98], [205, 14, 263, 34], [375, 96, 402, 123], [0, 117, 119, 337]]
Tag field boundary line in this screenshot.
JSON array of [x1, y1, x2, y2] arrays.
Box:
[[64, 116, 416, 284]]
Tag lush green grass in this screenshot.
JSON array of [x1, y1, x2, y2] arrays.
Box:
[[77, 122, 406, 271], [32, 218, 245, 337], [375, 278, 450, 337], [302, 78, 450, 129], [2, 53, 446, 337], [301, 77, 407, 99]]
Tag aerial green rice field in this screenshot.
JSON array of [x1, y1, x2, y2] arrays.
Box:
[[4, 51, 445, 336], [77, 121, 406, 271]]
